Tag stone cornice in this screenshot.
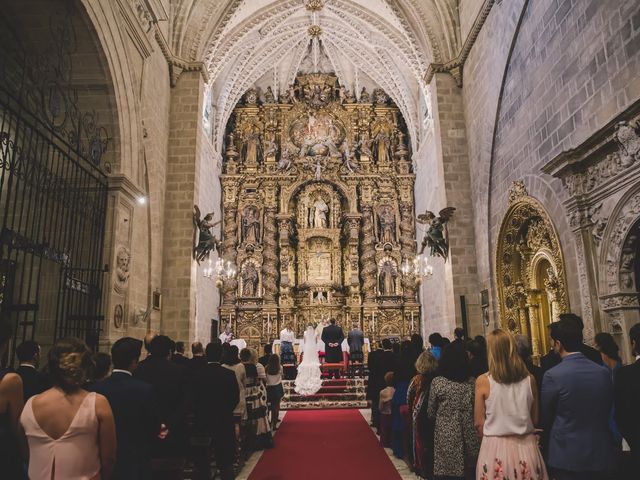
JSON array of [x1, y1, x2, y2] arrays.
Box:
[[154, 28, 210, 87], [107, 173, 145, 203], [424, 0, 495, 87]]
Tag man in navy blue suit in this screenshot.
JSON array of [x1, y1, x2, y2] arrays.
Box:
[[541, 317, 615, 480], [92, 337, 161, 480]]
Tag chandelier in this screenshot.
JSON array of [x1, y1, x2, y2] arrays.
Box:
[[401, 255, 434, 282], [203, 258, 237, 287]]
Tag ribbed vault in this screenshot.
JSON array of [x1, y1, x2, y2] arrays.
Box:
[[169, 0, 461, 152]]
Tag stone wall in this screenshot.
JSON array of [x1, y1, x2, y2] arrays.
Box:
[[462, 0, 640, 334]]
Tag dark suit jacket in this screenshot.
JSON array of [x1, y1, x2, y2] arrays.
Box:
[[374, 350, 396, 392], [91, 372, 160, 480], [258, 355, 270, 368], [190, 362, 239, 432], [172, 353, 190, 367], [347, 328, 365, 353], [16, 365, 48, 400], [134, 356, 187, 456], [615, 359, 640, 454], [322, 325, 344, 362], [541, 353, 614, 472]]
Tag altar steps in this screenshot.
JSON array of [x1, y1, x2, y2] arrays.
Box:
[[281, 377, 368, 410]]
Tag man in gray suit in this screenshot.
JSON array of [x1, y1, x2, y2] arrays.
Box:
[[347, 323, 365, 363], [541, 317, 615, 480]]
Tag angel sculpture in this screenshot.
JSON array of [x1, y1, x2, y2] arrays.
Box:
[[193, 205, 221, 264], [417, 207, 456, 260]]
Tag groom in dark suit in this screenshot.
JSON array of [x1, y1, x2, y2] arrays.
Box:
[[322, 318, 344, 378]]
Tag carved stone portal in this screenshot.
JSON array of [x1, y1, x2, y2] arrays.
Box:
[[496, 182, 569, 359], [219, 73, 419, 348]]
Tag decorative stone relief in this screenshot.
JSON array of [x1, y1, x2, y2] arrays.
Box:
[[113, 246, 131, 295]]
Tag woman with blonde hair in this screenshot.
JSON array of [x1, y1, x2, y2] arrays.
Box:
[[474, 329, 548, 480], [19, 337, 116, 479]]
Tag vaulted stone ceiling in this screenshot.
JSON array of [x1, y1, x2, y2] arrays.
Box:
[[169, 0, 461, 151]]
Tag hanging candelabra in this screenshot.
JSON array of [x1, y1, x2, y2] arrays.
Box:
[[401, 254, 434, 282], [203, 258, 237, 287]]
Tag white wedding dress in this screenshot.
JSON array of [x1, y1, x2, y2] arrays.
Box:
[[294, 326, 323, 395]]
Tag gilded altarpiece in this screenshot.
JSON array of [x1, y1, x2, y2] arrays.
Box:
[[219, 74, 420, 349]]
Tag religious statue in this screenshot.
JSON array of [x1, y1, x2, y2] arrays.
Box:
[[264, 86, 276, 103], [341, 139, 358, 173], [378, 205, 396, 243], [315, 291, 327, 303], [417, 207, 456, 260], [359, 87, 370, 103], [278, 146, 293, 171], [264, 135, 278, 158], [372, 113, 394, 164], [286, 84, 299, 103], [193, 205, 221, 264], [113, 246, 130, 295], [373, 88, 389, 105], [243, 123, 262, 164], [338, 85, 347, 104], [357, 130, 372, 157], [378, 260, 397, 295], [241, 261, 259, 297], [244, 88, 258, 105], [242, 206, 260, 243], [310, 196, 329, 228]]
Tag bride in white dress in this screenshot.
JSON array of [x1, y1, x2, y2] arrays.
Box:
[[294, 325, 323, 395]]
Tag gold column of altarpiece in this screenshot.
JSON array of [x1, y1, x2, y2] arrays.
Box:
[[219, 73, 420, 350]]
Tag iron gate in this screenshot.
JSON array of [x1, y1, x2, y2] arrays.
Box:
[[0, 0, 109, 357]]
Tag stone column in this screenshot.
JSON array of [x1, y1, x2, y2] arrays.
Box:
[[262, 183, 279, 305], [360, 205, 377, 303], [161, 70, 205, 341], [399, 202, 417, 302], [527, 293, 542, 358]]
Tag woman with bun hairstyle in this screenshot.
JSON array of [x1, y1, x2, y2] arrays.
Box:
[[19, 338, 116, 479]]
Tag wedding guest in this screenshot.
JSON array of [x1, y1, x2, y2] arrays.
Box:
[[541, 319, 615, 479], [595, 332, 623, 454], [240, 348, 272, 450], [370, 339, 394, 429], [190, 341, 206, 371], [427, 342, 479, 480], [91, 352, 112, 384], [452, 327, 466, 345], [190, 342, 238, 480], [391, 341, 414, 459], [258, 344, 272, 368], [135, 335, 188, 464], [541, 313, 602, 373], [0, 324, 25, 479], [514, 334, 543, 391], [172, 341, 189, 366], [467, 337, 488, 378], [378, 372, 395, 448], [265, 354, 284, 430], [279, 324, 296, 366], [410, 333, 425, 367], [428, 333, 444, 360], [142, 332, 156, 360], [348, 323, 365, 363], [407, 350, 438, 479], [16, 340, 48, 400], [474, 329, 548, 480], [615, 323, 640, 473], [223, 345, 247, 445], [91, 337, 160, 480], [251, 349, 267, 382], [20, 338, 116, 480]]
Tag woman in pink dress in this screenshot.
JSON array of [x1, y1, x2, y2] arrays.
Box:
[[474, 329, 548, 480], [19, 338, 116, 479]]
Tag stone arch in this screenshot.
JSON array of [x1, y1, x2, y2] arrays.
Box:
[[284, 178, 355, 215], [495, 183, 569, 358], [598, 185, 640, 340]]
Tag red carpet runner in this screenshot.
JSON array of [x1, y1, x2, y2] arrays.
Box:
[[248, 409, 402, 480]]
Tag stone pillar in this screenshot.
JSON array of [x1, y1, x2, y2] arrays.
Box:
[[360, 205, 377, 303], [161, 70, 205, 341], [526, 297, 542, 358], [421, 72, 481, 334], [262, 183, 279, 305]]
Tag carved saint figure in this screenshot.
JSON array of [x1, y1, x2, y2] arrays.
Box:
[[242, 206, 260, 243], [341, 139, 358, 173], [359, 87, 370, 103], [286, 84, 299, 103], [264, 136, 278, 158], [243, 124, 261, 165], [378, 205, 396, 243], [379, 260, 397, 295], [311, 197, 329, 228], [315, 291, 327, 303], [193, 205, 221, 264], [114, 246, 130, 295], [357, 130, 372, 157], [264, 86, 276, 103], [417, 207, 456, 260], [242, 262, 259, 297], [372, 113, 394, 165], [278, 147, 293, 171]]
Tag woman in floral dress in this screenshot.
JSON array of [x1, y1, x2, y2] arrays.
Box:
[[474, 329, 548, 480]]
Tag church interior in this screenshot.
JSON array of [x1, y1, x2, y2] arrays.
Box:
[[1, 0, 639, 478]]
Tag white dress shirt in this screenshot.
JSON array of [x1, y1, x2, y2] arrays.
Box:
[[280, 328, 295, 343]]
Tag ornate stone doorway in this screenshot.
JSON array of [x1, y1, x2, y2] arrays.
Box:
[[496, 182, 569, 358]]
